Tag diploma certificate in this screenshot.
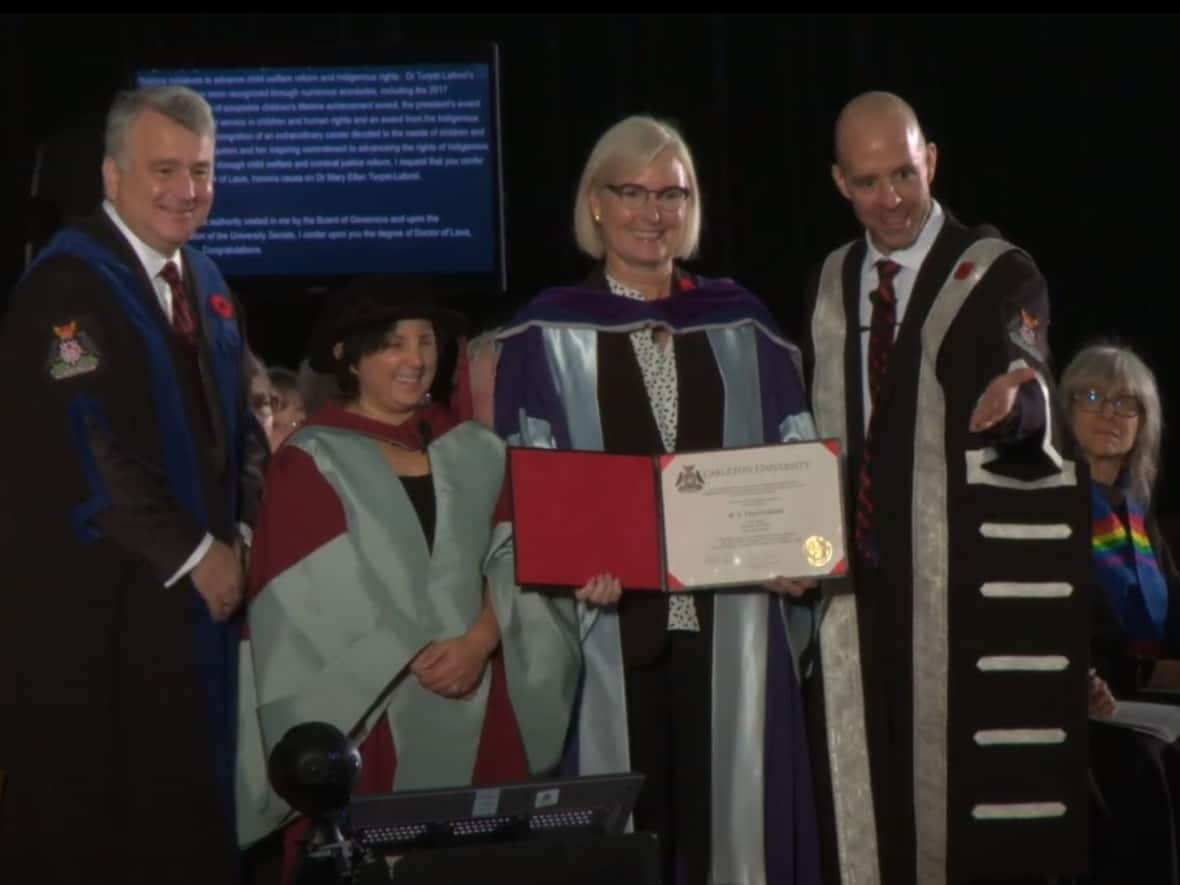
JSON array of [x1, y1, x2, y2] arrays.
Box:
[[658, 440, 846, 588], [509, 439, 846, 591]]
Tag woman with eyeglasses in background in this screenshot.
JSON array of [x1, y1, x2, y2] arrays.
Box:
[[246, 350, 276, 445], [493, 114, 821, 885], [1062, 342, 1180, 884], [1062, 342, 1180, 694], [266, 367, 307, 449]]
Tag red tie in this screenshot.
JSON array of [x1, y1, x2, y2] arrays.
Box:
[[160, 260, 212, 433], [855, 259, 901, 562], [160, 261, 196, 340]]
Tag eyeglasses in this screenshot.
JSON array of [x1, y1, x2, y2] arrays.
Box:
[[1072, 388, 1143, 418], [603, 183, 691, 212]]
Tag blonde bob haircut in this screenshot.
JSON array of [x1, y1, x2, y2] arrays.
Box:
[[572, 114, 702, 261]]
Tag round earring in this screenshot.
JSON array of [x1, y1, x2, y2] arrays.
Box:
[[593, 213, 601, 223], [420, 391, 432, 407]]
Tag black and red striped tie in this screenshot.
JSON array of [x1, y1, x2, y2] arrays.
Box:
[[855, 258, 901, 562], [160, 260, 212, 434], [160, 260, 197, 343]]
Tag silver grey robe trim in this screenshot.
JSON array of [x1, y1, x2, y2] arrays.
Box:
[[535, 323, 799, 885], [811, 242, 881, 885], [912, 237, 1028, 883]]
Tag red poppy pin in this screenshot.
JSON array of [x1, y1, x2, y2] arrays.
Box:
[[1018, 308, 1040, 345], [953, 261, 975, 280], [210, 294, 233, 318]]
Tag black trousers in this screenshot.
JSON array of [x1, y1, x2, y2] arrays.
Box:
[[624, 628, 712, 885], [855, 561, 918, 885]]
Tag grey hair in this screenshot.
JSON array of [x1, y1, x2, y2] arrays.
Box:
[[297, 358, 340, 415], [104, 85, 216, 168], [1060, 342, 1162, 504], [572, 114, 701, 260]]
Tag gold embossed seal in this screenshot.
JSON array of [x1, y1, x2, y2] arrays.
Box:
[[803, 535, 833, 568]]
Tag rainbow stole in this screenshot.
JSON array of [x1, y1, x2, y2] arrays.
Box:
[[1091, 481, 1169, 643]]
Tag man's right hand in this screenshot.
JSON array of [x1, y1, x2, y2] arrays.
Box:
[[190, 540, 244, 622]]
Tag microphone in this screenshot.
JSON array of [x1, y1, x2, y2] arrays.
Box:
[[419, 420, 433, 449], [268, 722, 363, 884], [268, 722, 360, 818]]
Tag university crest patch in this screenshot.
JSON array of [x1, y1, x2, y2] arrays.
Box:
[[1007, 307, 1044, 359], [47, 319, 101, 380]]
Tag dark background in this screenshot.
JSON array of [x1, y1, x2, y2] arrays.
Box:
[[4, 13, 1177, 509]]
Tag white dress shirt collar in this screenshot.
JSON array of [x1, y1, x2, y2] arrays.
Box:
[[102, 201, 183, 319], [864, 200, 944, 274]]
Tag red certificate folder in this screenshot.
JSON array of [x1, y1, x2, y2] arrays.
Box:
[[508, 448, 665, 590], [509, 441, 848, 591]]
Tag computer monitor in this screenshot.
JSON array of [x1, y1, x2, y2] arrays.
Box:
[[346, 772, 644, 854]]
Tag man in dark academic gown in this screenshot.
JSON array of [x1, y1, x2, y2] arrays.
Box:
[[0, 85, 266, 884], [801, 91, 1094, 885]]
